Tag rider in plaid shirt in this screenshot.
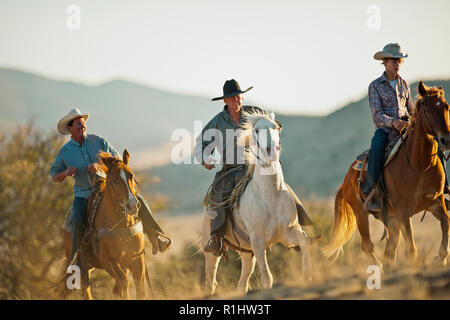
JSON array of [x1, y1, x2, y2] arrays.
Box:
[[363, 43, 449, 212]]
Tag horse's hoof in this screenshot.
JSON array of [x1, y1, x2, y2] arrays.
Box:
[[433, 256, 447, 267]]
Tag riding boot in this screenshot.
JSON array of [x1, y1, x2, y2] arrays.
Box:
[[136, 194, 173, 255], [364, 129, 389, 214], [204, 207, 227, 256]]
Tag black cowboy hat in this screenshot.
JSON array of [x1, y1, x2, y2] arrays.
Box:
[[211, 79, 253, 101]]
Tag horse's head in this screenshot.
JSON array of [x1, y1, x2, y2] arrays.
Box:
[[239, 111, 282, 167], [416, 81, 450, 151], [99, 149, 140, 216]]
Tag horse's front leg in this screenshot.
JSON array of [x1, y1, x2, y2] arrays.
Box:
[[398, 214, 418, 264], [130, 253, 147, 299], [429, 197, 449, 266], [281, 226, 312, 281], [384, 215, 401, 267], [250, 234, 273, 289], [237, 251, 256, 293], [202, 212, 221, 296]]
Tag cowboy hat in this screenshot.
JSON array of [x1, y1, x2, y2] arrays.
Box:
[[374, 43, 408, 60], [211, 79, 253, 101], [57, 108, 89, 135]]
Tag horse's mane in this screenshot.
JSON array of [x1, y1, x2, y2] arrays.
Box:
[[239, 110, 280, 132], [407, 85, 446, 136], [96, 151, 135, 191]]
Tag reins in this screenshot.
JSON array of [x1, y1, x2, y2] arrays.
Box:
[[401, 102, 443, 172]]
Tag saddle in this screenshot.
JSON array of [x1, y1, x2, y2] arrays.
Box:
[[62, 175, 105, 258], [353, 133, 406, 219], [353, 134, 405, 173]]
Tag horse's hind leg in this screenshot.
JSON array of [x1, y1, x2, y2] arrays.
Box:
[[250, 235, 273, 289], [237, 252, 256, 293], [354, 204, 383, 270]]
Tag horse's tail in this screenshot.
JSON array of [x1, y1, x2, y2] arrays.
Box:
[[53, 258, 73, 299], [321, 184, 357, 260]]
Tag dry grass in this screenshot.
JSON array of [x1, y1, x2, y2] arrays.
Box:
[[82, 198, 449, 300]]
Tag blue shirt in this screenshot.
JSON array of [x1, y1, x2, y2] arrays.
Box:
[[50, 134, 119, 199]]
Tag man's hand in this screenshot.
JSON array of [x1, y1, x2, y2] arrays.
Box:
[[52, 166, 77, 182], [66, 166, 77, 177], [203, 163, 215, 170], [88, 162, 101, 173], [392, 119, 407, 132]]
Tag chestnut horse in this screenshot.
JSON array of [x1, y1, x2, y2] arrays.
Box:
[[323, 81, 450, 269], [56, 150, 152, 299]]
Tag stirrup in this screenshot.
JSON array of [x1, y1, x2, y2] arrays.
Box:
[[205, 234, 224, 255]]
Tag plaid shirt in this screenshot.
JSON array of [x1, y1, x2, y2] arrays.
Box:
[[368, 72, 414, 139]]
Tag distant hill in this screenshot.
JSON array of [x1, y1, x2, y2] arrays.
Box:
[[0, 68, 449, 214], [0, 68, 219, 165]]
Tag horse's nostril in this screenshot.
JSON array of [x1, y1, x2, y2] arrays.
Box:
[[440, 137, 446, 145]]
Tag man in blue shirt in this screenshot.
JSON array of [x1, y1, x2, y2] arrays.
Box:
[[51, 109, 172, 263]]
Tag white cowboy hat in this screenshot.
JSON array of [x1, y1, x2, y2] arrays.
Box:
[[373, 43, 408, 60], [57, 108, 89, 135]]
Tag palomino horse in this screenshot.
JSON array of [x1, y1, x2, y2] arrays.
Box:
[[57, 150, 152, 299], [323, 82, 450, 269], [202, 111, 312, 295]]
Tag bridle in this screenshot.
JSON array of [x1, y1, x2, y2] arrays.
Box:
[[402, 99, 449, 171], [106, 168, 140, 228], [250, 127, 281, 167]]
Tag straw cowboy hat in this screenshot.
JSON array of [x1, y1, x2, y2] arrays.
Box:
[[211, 79, 253, 101], [373, 43, 408, 60], [57, 108, 89, 135]]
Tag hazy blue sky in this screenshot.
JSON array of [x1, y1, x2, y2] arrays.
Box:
[[1, 0, 449, 115]]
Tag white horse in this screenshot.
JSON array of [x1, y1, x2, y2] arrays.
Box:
[[201, 111, 312, 295]]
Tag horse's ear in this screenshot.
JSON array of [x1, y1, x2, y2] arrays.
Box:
[[418, 81, 428, 97], [269, 111, 275, 121], [123, 149, 130, 165]]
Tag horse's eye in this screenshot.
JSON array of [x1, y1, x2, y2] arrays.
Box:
[[255, 129, 259, 134]]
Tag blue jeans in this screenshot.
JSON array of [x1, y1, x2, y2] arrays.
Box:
[[70, 197, 88, 260], [363, 128, 449, 194], [363, 128, 389, 195]]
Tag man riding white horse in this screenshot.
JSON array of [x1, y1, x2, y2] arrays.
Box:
[[50, 108, 173, 265], [194, 79, 314, 256]]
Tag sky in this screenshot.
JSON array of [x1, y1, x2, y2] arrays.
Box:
[[0, 0, 449, 115]]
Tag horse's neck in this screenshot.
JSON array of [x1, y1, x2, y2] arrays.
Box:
[[406, 114, 439, 170], [253, 161, 285, 192]]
